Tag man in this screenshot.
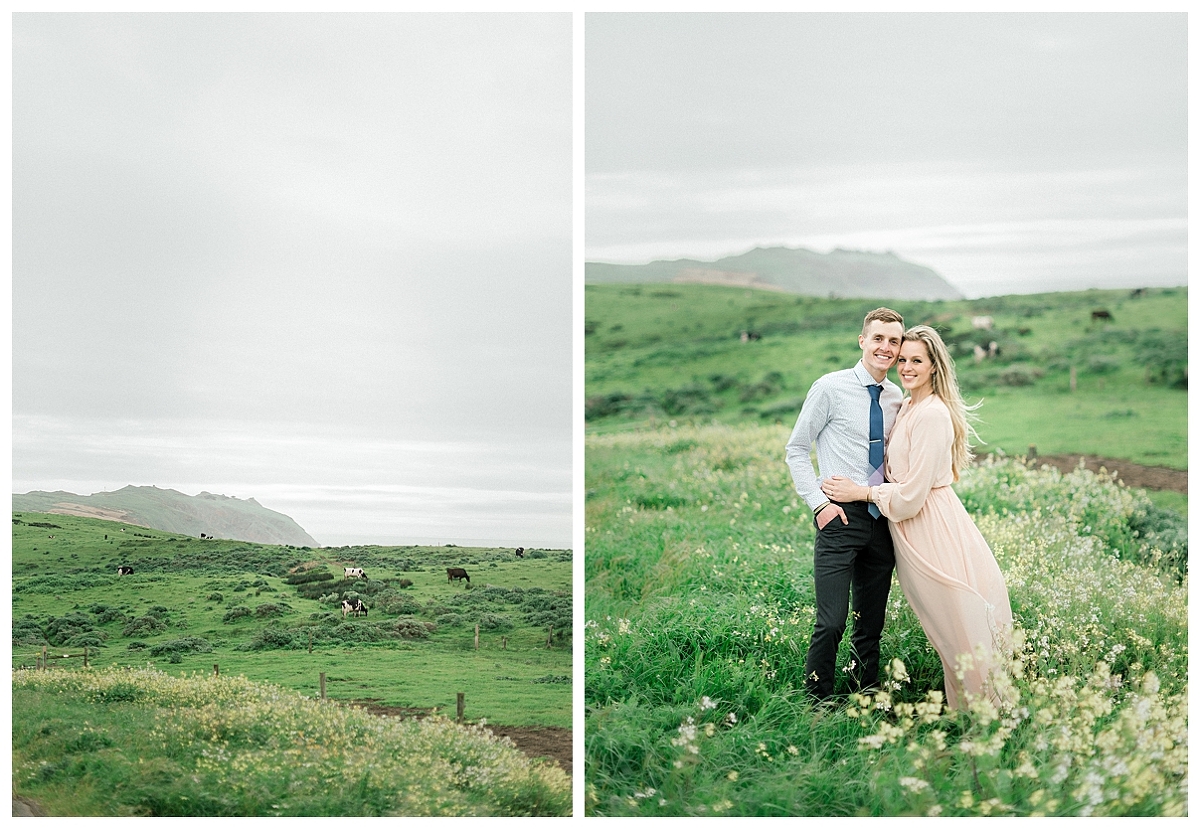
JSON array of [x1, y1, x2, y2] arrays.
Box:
[[785, 307, 904, 702]]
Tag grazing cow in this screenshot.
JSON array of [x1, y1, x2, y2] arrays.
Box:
[[344, 567, 367, 580], [973, 344, 987, 364], [447, 567, 470, 585], [341, 598, 368, 618], [971, 315, 994, 331], [515, 547, 524, 559], [1130, 288, 1146, 298], [117, 565, 134, 576], [740, 330, 762, 342], [1091, 309, 1112, 322]]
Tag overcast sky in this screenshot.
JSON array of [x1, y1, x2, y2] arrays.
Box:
[[12, 13, 572, 548], [585, 13, 1187, 298]]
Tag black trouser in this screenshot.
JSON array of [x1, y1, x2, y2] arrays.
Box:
[[803, 500, 895, 700]]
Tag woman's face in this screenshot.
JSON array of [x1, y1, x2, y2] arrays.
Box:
[[896, 339, 935, 394]]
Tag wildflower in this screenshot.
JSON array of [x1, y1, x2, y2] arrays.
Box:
[[726, 770, 738, 781], [786, 745, 798, 756], [700, 696, 717, 711], [725, 712, 737, 725]]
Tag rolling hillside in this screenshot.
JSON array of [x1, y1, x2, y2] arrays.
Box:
[[12, 485, 318, 546], [586, 246, 963, 301]]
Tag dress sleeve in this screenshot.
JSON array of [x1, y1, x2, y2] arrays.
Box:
[[873, 402, 953, 523]]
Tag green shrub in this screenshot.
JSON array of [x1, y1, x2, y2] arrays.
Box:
[[1086, 354, 1121, 374], [206, 592, 223, 603], [254, 603, 288, 618], [89, 605, 129, 625], [1136, 330, 1187, 388], [394, 617, 435, 639], [477, 613, 513, 630], [44, 613, 97, 646], [399, 578, 414, 589], [12, 616, 46, 646], [123, 615, 168, 637], [148, 637, 212, 656], [222, 606, 252, 623], [64, 632, 107, 648]]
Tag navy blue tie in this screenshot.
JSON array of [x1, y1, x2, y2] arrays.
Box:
[[867, 384, 884, 518]]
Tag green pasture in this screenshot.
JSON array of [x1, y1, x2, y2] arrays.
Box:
[[583, 423, 1187, 816], [12, 513, 571, 728], [585, 284, 1187, 473]]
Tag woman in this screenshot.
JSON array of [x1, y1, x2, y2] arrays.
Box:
[[821, 325, 1012, 711]]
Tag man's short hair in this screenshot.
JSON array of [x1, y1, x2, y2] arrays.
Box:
[[861, 307, 904, 336]]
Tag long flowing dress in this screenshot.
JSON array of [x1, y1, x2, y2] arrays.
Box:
[[873, 394, 1013, 711]]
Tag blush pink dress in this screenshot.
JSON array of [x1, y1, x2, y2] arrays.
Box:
[[873, 394, 1013, 711]]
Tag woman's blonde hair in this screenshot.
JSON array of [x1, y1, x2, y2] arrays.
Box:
[[902, 324, 982, 480]]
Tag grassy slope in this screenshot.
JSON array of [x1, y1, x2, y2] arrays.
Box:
[[12, 513, 571, 727], [12, 668, 570, 816], [585, 284, 1187, 474]]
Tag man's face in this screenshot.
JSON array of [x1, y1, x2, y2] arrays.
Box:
[[859, 320, 904, 375]]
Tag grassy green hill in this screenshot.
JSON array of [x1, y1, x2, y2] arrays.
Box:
[[12, 512, 571, 728], [585, 284, 1187, 475]]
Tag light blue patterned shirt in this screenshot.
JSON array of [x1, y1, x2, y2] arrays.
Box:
[[785, 361, 903, 512]]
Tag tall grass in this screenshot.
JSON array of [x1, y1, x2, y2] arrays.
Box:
[[584, 423, 1186, 816], [12, 667, 570, 816]]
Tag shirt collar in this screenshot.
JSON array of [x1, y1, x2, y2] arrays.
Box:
[[854, 360, 887, 388]]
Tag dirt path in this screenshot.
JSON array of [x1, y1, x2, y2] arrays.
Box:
[[347, 700, 572, 777], [1009, 453, 1187, 494]]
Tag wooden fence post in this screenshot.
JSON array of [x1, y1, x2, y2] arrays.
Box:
[[1028, 444, 1038, 462], [546, 626, 553, 647], [42, 646, 47, 670], [320, 672, 326, 701], [213, 663, 219, 677], [83, 646, 88, 668], [456, 692, 465, 722], [474, 624, 480, 651], [501, 636, 507, 651]]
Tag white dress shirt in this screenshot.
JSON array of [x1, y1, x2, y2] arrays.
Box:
[[785, 360, 903, 512]]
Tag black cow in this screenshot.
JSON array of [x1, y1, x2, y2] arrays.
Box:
[[117, 565, 134, 576], [1091, 309, 1113, 322], [341, 598, 368, 618], [447, 567, 470, 585], [515, 547, 524, 559]]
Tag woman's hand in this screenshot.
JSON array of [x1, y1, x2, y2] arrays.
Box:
[[821, 476, 867, 503]]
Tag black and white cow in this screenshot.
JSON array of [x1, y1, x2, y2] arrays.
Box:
[[341, 598, 368, 618], [515, 547, 524, 559], [344, 567, 367, 580], [117, 565, 134, 576], [446, 567, 470, 585]]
